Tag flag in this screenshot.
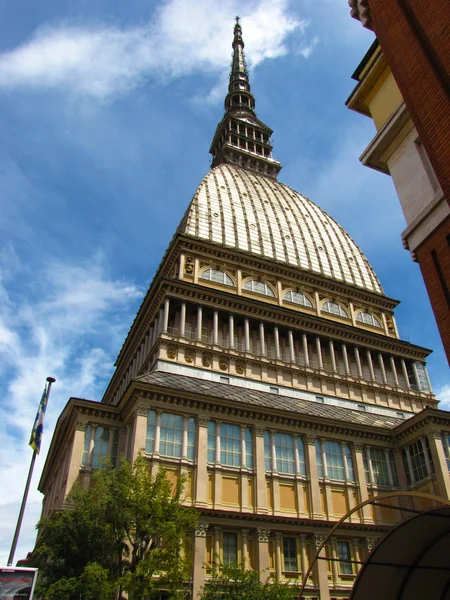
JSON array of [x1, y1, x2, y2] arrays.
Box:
[[29, 385, 49, 454]]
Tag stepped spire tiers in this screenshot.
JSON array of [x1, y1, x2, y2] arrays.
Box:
[[209, 18, 282, 178]]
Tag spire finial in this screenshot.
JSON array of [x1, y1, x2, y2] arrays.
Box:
[[208, 20, 282, 178]]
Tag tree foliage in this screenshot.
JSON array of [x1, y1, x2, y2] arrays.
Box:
[[199, 563, 298, 600], [33, 456, 197, 600]]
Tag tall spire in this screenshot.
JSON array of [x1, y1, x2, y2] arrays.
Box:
[[224, 17, 255, 114], [209, 18, 282, 179]]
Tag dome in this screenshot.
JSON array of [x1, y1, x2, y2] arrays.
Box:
[[178, 164, 383, 294]]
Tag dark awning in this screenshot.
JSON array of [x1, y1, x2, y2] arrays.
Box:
[[351, 506, 450, 600]]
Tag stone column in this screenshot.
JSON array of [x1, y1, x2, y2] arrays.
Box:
[[299, 534, 308, 583], [329, 340, 337, 372], [213, 527, 221, 573], [213, 310, 219, 345], [390, 356, 400, 386], [428, 430, 450, 498], [245, 318, 251, 353], [367, 350, 375, 381], [131, 405, 149, 462], [274, 532, 282, 580], [401, 359, 411, 389], [302, 333, 310, 367], [342, 343, 350, 375], [229, 314, 234, 349], [195, 416, 209, 507], [255, 428, 268, 513], [314, 534, 331, 600], [260, 322, 266, 357], [354, 347, 363, 378], [162, 297, 170, 333], [196, 306, 203, 341], [353, 443, 373, 523], [316, 337, 323, 370], [241, 529, 249, 570], [192, 524, 209, 600], [179, 302, 187, 338], [306, 435, 322, 519], [288, 329, 295, 363], [379, 353, 388, 384], [181, 416, 189, 460], [330, 537, 339, 587], [257, 529, 270, 583], [274, 326, 281, 360], [66, 423, 88, 497], [153, 410, 162, 456]]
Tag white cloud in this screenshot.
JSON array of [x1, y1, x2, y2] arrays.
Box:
[[0, 0, 304, 100], [437, 385, 450, 411], [0, 253, 142, 564]]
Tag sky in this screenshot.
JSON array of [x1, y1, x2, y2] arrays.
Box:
[[0, 0, 448, 565]]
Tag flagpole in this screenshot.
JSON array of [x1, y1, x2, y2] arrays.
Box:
[[7, 376, 56, 567]]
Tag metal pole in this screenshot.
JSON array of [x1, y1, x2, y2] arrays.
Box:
[[7, 376, 55, 566]]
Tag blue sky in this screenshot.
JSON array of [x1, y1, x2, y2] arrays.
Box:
[[0, 0, 448, 564]]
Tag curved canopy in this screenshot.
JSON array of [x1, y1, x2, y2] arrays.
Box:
[[351, 505, 450, 600], [179, 164, 383, 294]]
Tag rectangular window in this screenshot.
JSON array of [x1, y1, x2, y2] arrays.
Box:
[[207, 421, 215, 463], [337, 541, 352, 575], [145, 410, 156, 453], [82, 425, 92, 466], [414, 362, 430, 393], [316, 440, 354, 482], [324, 440, 345, 481], [409, 440, 428, 482], [245, 428, 253, 469], [344, 444, 355, 482], [275, 432, 295, 474], [369, 447, 390, 486], [264, 431, 271, 471], [92, 427, 110, 468], [223, 532, 238, 564], [187, 418, 196, 460], [160, 413, 183, 458], [402, 449, 411, 485], [111, 429, 119, 467], [220, 423, 241, 467], [283, 538, 298, 572], [297, 437, 306, 476], [389, 452, 399, 487]]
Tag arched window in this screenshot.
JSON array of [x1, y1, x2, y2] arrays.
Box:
[[201, 268, 234, 287], [322, 301, 349, 319], [356, 311, 382, 328], [243, 279, 275, 297], [284, 290, 313, 307]]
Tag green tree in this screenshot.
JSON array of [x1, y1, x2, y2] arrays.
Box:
[[199, 563, 298, 600], [33, 456, 197, 600]]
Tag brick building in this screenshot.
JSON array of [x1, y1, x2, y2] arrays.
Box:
[[348, 0, 450, 363]]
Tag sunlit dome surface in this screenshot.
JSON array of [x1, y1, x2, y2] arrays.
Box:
[[179, 164, 383, 294]]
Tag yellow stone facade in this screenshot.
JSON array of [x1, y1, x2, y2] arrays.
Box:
[[39, 21, 450, 600]]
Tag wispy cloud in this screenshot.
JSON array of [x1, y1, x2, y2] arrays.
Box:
[[0, 252, 142, 564], [0, 0, 305, 100], [437, 385, 450, 411]]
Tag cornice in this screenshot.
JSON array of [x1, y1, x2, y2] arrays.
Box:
[[195, 507, 389, 533], [393, 410, 450, 442]]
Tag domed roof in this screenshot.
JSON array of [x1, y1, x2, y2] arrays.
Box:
[[178, 164, 383, 294]]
